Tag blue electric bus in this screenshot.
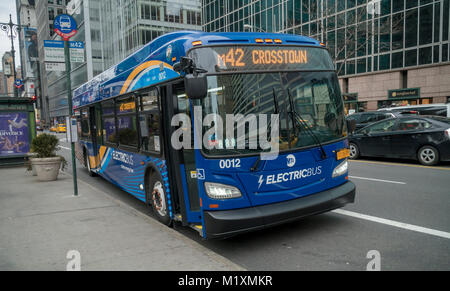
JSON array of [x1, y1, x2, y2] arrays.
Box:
[[73, 31, 355, 239]]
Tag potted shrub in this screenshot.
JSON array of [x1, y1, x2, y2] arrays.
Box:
[[25, 152, 38, 176], [30, 133, 65, 181]]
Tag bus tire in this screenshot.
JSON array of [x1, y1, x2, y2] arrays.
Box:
[[417, 145, 439, 166], [349, 143, 360, 160], [84, 150, 96, 177], [149, 173, 172, 226]]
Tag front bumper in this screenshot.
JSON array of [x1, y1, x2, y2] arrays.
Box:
[[204, 181, 356, 239]]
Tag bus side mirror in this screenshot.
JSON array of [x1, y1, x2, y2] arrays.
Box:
[[174, 57, 194, 74], [173, 62, 182, 73], [347, 119, 356, 134], [185, 74, 207, 99]]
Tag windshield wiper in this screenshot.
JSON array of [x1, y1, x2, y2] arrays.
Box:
[[272, 88, 279, 114], [287, 89, 327, 160], [252, 89, 280, 172]]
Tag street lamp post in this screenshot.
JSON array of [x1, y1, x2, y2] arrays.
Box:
[[0, 14, 26, 98]]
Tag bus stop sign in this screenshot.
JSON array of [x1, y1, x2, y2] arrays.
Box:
[[54, 14, 77, 41], [14, 79, 23, 89]]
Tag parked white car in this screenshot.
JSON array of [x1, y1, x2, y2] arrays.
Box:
[[378, 104, 450, 118]]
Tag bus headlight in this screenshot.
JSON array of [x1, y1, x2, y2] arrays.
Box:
[[205, 182, 242, 199], [332, 159, 348, 178]]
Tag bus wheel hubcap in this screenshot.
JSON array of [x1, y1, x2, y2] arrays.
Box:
[[152, 182, 167, 217], [421, 149, 435, 163], [350, 145, 356, 158]]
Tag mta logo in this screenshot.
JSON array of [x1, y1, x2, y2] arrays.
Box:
[[287, 154, 296, 168]]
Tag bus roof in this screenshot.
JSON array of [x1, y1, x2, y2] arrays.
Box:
[[73, 31, 322, 109]]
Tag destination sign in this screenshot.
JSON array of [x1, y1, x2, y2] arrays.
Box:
[[119, 102, 136, 112], [189, 45, 335, 73], [217, 48, 308, 67]]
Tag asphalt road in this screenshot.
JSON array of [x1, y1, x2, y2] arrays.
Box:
[[55, 133, 450, 271]]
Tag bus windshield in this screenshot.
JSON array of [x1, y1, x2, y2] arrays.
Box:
[[200, 71, 346, 156]]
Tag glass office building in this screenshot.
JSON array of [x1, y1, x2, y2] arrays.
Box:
[[203, 0, 450, 112]]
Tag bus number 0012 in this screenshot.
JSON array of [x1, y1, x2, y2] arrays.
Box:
[[219, 159, 241, 169]]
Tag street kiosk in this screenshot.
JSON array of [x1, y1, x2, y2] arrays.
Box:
[[0, 97, 36, 166]]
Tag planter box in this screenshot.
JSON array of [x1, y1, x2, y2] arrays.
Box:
[[30, 157, 62, 181]]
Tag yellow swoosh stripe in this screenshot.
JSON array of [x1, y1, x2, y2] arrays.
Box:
[[120, 61, 173, 94], [99, 146, 107, 161]]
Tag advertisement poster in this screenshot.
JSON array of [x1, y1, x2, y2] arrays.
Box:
[[24, 27, 38, 79], [0, 112, 30, 157]]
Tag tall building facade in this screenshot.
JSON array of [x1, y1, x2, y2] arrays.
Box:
[[16, 0, 38, 99], [203, 0, 450, 112], [99, 0, 202, 68], [35, 0, 69, 125], [0, 71, 6, 95], [1, 52, 19, 97]]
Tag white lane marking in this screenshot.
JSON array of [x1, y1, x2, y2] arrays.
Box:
[[59, 146, 71, 151], [333, 209, 450, 240], [349, 175, 406, 185]]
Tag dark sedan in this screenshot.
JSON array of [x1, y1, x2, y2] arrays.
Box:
[[346, 111, 397, 132], [349, 116, 450, 165], [346, 111, 420, 133]]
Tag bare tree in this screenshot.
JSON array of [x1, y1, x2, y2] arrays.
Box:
[[300, 1, 412, 75]]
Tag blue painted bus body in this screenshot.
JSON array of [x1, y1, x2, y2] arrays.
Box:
[[73, 31, 322, 109], [73, 31, 354, 238]]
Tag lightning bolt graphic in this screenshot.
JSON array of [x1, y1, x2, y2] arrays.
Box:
[[258, 175, 264, 189]]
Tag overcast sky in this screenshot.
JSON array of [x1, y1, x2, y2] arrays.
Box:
[[0, 0, 20, 72]]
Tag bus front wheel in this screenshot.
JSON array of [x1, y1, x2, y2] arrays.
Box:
[[149, 174, 172, 226]]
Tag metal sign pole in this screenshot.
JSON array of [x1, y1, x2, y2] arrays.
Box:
[[65, 40, 78, 196]]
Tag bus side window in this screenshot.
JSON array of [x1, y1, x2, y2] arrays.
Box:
[[74, 110, 82, 137], [101, 99, 117, 145], [139, 88, 161, 153], [80, 108, 91, 139], [116, 95, 139, 148]]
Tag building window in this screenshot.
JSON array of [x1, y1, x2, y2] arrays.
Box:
[[392, 12, 404, 50], [405, 49, 417, 67], [419, 4, 433, 46], [433, 45, 440, 63], [379, 53, 390, 70], [419, 46, 432, 65], [392, 51, 403, 69], [48, 7, 55, 20], [405, 9, 418, 48]]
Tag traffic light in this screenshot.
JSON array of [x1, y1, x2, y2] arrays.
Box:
[[31, 95, 37, 103]]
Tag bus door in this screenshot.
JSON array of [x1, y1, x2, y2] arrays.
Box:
[[168, 83, 203, 228], [88, 105, 101, 170]]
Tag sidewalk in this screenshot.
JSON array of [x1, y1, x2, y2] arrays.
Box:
[[0, 167, 244, 271]]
